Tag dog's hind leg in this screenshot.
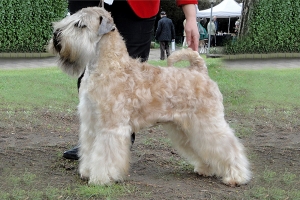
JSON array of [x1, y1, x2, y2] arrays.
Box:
[[87, 125, 132, 185], [184, 115, 251, 186], [162, 123, 211, 176]]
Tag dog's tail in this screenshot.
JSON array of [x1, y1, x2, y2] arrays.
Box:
[[167, 48, 207, 73]]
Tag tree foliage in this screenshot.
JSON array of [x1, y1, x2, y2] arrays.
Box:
[[0, 0, 68, 52], [225, 0, 300, 54]]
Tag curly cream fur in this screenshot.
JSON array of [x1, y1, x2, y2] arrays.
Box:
[[48, 7, 251, 186]]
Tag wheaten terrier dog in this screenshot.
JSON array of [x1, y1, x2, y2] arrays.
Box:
[[48, 7, 251, 186]]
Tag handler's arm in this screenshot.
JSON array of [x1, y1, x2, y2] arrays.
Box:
[[176, 0, 199, 51], [181, 4, 199, 51]]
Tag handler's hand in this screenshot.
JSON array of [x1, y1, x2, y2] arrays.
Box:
[[182, 4, 199, 51]]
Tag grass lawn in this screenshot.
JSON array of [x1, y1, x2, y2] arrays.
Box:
[[0, 57, 299, 200]]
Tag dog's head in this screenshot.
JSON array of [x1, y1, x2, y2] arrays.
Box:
[[48, 7, 115, 77]]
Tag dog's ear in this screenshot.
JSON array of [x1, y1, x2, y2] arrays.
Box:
[[98, 16, 115, 36]]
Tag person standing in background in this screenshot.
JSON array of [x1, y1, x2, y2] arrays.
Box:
[[155, 11, 175, 60], [207, 19, 216, 47], [213, 16, 218, 33], [235, 18, 240, 35], [197, 18, 208, 53], [182, 19, 187, 48], [213, 16, 218, 46]]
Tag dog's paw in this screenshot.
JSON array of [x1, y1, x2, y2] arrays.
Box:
[[88, 175, 112, 185], [194, 166, 214, 177], [80, 174, 89, 181], [79, 166, 90, 179], [222, 171, 251, 186], [222, 178, 241, 187], [226, 182, 239, 187]]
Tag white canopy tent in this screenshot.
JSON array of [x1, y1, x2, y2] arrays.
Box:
[[196, 0, 242, 33], [197, 0, 242, 18]]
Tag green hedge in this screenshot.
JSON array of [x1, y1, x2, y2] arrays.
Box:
[[0, 0, 68, 53], [225, 0, 300, 54]]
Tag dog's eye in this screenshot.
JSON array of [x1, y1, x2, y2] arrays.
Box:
[[99, 16, 103, 24], [74, 21, 87, 28]]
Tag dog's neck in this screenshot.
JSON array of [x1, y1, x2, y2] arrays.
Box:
[[87, 29, 132, 73]]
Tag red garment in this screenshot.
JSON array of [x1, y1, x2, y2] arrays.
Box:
[[127, 0, 198, 18], [176, 0, 198, 6]]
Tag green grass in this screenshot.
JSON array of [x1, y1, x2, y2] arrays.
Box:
[[76, 184, 136, 199], [0, 169, 65, 200], [0, 57, 221, 111], [0, 67, 79, 131], [245, 167, 300, 200], [0, 67, 78, 111], [2, 58, 298, 114], [207, 64, 300, 134], [0, 167, 135, 200], [1, 58, 300, 199], [208, 66, 300, 109]]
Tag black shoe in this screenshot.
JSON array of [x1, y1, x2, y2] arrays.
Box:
[[131, 132, 135, 145], [63, 133, 136, 160], [63, 145, 79, 160]]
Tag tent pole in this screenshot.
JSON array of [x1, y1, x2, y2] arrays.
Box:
[[207, 2, 214, 55], [228, 17, 230, 33]]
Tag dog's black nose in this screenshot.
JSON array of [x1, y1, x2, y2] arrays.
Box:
[[53, 29, 62, 52]]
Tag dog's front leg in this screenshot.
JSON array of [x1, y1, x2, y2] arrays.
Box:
[[78, 124, 94, 180], [86, 125, 132, 185]]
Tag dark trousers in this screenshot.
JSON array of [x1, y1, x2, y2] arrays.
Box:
[[210, 34, 216, 47], [159, 41, 170, 60], [70, 1, 156, 90]]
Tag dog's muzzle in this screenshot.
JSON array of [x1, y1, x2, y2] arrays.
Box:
[[53, 29, 62, 52]]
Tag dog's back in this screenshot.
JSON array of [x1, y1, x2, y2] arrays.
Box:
[[167, 48, 207, 74]]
